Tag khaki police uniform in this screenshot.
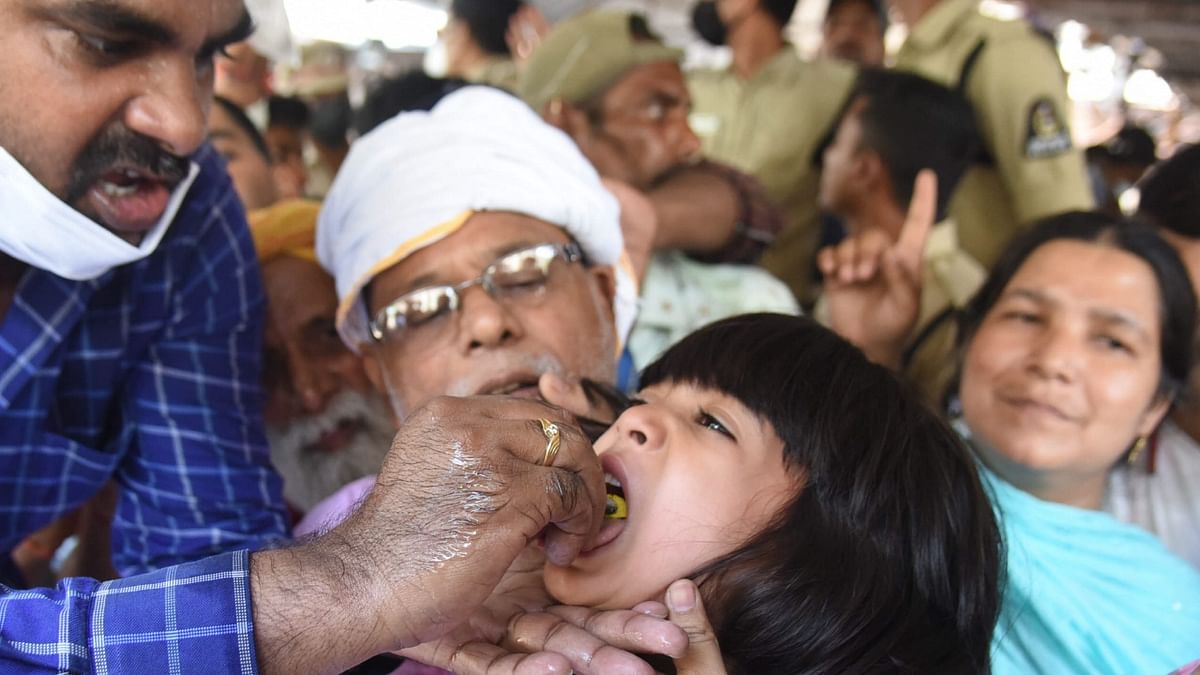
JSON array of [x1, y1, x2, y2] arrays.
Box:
[[466, 57, 519, 92], [688, 50, 855, 304], [895, 0, 1094, 268]]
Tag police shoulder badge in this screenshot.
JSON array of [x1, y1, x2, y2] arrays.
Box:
[[1024, 98, 1072, 159]]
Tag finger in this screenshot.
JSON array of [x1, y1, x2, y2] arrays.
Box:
[[505, 611, 658, 675], [544, 605, 689, 658], [666, 580, 726, 675], [879, 248, 922, 311], [409, 396, 605, 565], [834, 237, 860, 284], [463, 395, 581, 428], [894, 169, 937, 275], [518, 422, 605, 566], [855, 239, 883, 281], [632, 601, 669, 618], [538, 440, 606, 567], [817, 245, 837, 277], [446, 642, 574, 675], [538, 372, 595, 420]]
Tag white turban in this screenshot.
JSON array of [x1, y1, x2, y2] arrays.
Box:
[[244, 0, 296, 66], [317, 86, 637, 354]]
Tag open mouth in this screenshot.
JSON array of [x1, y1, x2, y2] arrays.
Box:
[[477, 374, 542, 398], [605, 472, 627, 519], [85, 167, 176, 235], [583, 468, 629, 555]]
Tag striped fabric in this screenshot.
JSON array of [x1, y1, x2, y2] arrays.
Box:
[[1, 550, 258, 673], [0, 143, 287, 574]]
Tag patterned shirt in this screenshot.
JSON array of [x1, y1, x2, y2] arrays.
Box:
[[2, 550, 259, 673], [0, 143, 287, 575]]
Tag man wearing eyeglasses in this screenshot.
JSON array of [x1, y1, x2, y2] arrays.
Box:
[[517, 10, 799, 369], [0, 1, 694, 672], [317, 85, 638, 431]]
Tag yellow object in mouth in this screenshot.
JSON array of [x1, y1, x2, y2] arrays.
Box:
[[605, 493, 628, 519]]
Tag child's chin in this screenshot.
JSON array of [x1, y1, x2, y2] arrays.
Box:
[[544, 568, 644, 610]]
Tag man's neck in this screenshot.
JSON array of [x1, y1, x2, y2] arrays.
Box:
[[451, 43, 492, 80], [894, 0, 941, 28], [728, 14, 786, 80]]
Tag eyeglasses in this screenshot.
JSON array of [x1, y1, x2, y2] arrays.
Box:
[[368, 242, 584, 343]]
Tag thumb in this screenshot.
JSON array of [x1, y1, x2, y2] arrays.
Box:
[[667, 580, 727, 675], [537, 372, 592, 419]]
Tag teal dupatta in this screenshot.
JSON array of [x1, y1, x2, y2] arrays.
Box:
[[983, 466, 1200, 673]]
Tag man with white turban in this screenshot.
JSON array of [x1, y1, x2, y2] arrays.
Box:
[[318, 85, 637, 425], [305, 83, 700, 674]]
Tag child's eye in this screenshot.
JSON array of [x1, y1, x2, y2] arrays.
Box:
[[697, 410, 735, 441]]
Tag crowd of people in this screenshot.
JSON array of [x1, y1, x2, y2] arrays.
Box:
[[1, 0, 1198, 673]]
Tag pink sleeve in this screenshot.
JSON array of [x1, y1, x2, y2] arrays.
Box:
[[292, 475, 377, 537]]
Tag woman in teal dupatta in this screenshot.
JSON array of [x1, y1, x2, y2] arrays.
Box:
[[952, 213, 1200, 673]]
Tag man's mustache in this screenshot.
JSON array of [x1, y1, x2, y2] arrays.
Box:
[[65, 125, 189, 204]]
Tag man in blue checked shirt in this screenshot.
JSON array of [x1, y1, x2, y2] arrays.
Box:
[[0, 1, 698, 672]]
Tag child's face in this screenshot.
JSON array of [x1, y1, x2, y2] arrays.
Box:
[[544, 381, 795, 609]]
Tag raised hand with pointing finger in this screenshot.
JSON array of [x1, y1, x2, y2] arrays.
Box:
[[819, 170, 938, 369]]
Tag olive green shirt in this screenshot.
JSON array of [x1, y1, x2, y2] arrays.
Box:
[[467, 57, 519, 92], [895, 0, 1094, 267], [688, 50, 855, 304]]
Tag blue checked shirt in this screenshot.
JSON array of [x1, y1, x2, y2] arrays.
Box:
[[2, 550, 259, 673], [1, 145, 287, 671]]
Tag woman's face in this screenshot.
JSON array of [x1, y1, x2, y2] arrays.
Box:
[[961, 240, 1171, 498], [544, 381, 794, 609]]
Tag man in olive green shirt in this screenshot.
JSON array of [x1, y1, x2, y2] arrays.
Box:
[[890, 0, 1094, 267], [433, 0, 524, 90], [688, 0, 855, 304], [519, 10, 800, 366]]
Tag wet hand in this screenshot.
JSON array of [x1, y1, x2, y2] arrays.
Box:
[[332, 396, 606, 648]]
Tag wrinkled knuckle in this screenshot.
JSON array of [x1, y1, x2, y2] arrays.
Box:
[[507, 612, 545, 651], [545, 470, 580, 511], [423, 395, 458, 420], [541, 618, 576, 649]]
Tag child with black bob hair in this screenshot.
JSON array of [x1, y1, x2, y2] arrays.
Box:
[[546, 313, 1002, 673]]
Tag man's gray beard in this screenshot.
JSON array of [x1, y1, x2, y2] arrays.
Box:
[[266, 389, 395, 511]]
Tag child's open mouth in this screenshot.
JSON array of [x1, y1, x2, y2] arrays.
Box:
[[605, 471, 627, 519], [584, 470, 629, 555]]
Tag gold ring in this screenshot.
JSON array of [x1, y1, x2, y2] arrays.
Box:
[[538, 418, 561, 466]]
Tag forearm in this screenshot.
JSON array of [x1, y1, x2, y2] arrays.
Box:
[[648, 169, 740, 253], [250, 531, 425, 675], [251, 538, 373, 674]]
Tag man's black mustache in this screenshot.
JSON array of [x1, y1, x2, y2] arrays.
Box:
[[65, 125, 189, 204]]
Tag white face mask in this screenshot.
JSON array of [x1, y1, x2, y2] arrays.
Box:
[[0, 145, 199, 281], [423, 38, 450, 78]]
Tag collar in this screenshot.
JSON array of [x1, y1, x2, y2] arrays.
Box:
[[905, 0, 978, 52], [727, 45, 801, 83]]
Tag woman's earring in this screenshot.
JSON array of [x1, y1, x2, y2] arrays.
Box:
[[1128, 435, 1148, 466]]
